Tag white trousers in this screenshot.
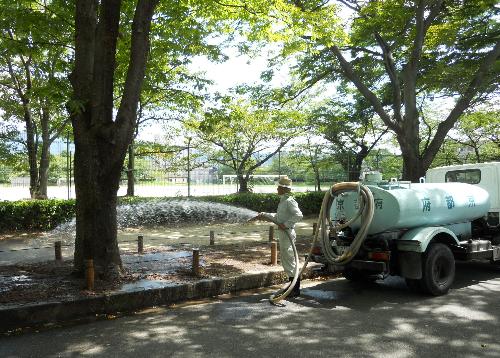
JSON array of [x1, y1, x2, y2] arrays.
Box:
[[277, 228, 297, 277]]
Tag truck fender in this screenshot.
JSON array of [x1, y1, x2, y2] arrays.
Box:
[[396, 226, 460, 253], [396, 227, 460, 280]]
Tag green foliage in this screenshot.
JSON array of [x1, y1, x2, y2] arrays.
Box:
[[186, 96, 307, 191], [201, 191, 325, 216], [0, 0, 73, 196], [0, 199, 75, 232], [0, 191, 326, 232], [364, 150, 403, 180], [233, 0, 498, 180]]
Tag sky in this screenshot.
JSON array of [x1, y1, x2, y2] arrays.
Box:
[[139, 44, 293, 143], [139, 2, 355, 143]]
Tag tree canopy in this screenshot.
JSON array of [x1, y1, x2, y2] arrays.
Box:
[[224, 0, 499, 181], [187, 96, 306, 192], [0, 0, 73, 198]]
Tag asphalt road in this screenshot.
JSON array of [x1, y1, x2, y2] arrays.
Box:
[[2, 261, 500, 358]]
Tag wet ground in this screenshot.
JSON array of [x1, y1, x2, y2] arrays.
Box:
[[3, 263, 500, 357], [0, 219, 317, 308], [0, 219, 316, 264]]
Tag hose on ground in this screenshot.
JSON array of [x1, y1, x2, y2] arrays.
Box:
[[267, 223, 300, 305]]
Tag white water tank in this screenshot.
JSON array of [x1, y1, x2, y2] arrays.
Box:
[[331, 183, 490, 235]]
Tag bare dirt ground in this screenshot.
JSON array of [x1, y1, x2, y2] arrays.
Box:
[[0, 219, 318, 307]]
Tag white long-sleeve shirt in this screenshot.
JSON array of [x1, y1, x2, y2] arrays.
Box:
[[262, 194, 303, 229]]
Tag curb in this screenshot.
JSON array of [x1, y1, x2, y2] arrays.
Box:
[[1, 266, 320, 333]]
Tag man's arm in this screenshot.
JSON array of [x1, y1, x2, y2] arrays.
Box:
[[249, 212, 276, 222]]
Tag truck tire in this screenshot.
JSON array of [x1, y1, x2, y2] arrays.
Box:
[[421, 243, 455, 296]]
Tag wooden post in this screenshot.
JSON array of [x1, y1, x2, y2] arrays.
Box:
[[85, 259, 94, 291], [138, 235, 144, 254], [209, 230, 215, 245], [312, 222, 318, 236], [192, 249, 200, 276], [54, 241, 62, 261], [271, 242, 278, 265], [268, 226, 274, 242]]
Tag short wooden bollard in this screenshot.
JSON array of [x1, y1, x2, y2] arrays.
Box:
[[54, 241, 62, 261], [138, 235, 144, 254], [192, 249, 200, 276], [270, 242, 278, 265], [268, 226, 275, 242], [209, 230, 215, 245], [85, 259, 94, 291], [312, 222, 318, 236]]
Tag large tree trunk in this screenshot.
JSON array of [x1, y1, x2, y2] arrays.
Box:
[[126, 142, 135, 196], [350, 152, 366, 181], [398, 134, 426, 182], [339, 149, 368, 181], [73, 129, 123, 276], [70, 0, 158, 278]]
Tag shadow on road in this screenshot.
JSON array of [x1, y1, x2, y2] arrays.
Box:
[[2, 260, 499, 357]]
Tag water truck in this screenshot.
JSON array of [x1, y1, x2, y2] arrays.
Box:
[[308, 162, 500, 296]]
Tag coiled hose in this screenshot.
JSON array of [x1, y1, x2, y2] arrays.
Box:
[[317, 182, 375, 265], [268, 182, 375, 304]]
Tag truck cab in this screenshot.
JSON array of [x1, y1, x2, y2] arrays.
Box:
[[426, 162, 500, 229]]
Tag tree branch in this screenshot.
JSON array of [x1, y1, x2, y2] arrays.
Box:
[[329, 45, 397, 132], [423, 39, 500, 168], [116, 0, 159, 142], [374, 32, 402, 122], [341, 46, 382, 58]]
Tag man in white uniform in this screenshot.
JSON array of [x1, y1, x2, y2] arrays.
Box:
[[254, 176, 303, 297]]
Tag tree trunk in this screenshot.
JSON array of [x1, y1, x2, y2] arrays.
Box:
[[34, 115, 51, 199], [349, 153, 365, 181], [35, 142, 50, 199], [313, 166, 321, 191], [24, 104, 39, 199], [473, 144, 481, 163], [398, 136, 426, 182], [126, 142, 135, 196], [73, 129, 122, 277], [237, 173, 250, 193], [70, 0, 158, 278]]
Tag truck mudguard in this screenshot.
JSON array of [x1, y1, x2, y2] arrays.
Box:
[[396, 226, 461, 253]]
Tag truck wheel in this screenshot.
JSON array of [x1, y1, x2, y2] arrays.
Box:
[[421, 243, 455, 296], [343, 268, 377, 282]]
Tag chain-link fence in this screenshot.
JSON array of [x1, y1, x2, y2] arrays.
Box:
[[0, 139, 400, 201]]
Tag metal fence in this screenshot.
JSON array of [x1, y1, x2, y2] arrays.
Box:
[[0, 139, 397, 201]]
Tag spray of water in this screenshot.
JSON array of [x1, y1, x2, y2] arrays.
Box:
[[51, 199, 258, 243]]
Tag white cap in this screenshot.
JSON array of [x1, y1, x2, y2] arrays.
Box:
[[277, 176, 292, 188]]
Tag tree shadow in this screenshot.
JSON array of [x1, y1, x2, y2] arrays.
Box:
[[2, 260, 499, 357]]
